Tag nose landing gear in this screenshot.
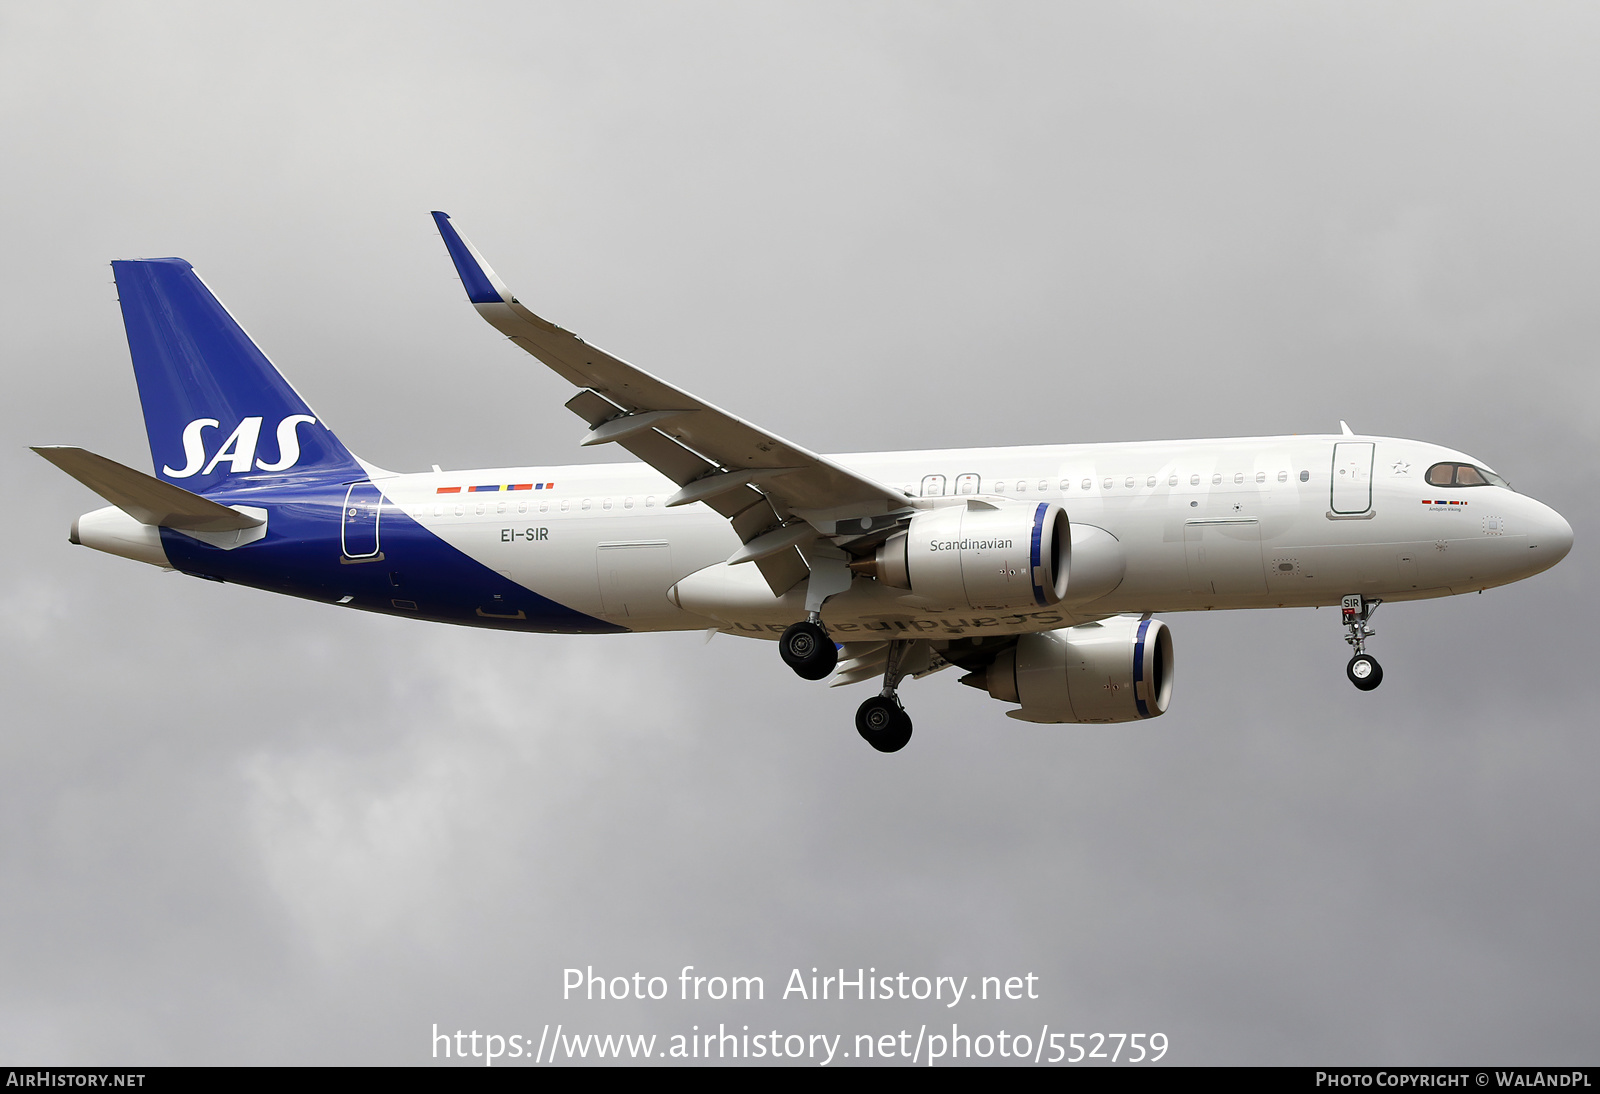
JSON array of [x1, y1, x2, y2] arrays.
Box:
[[855, 639, 916, 753], [1341, 594, 1383, 691]]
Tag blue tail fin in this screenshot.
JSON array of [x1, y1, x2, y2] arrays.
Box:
[[113, 258, 364, 493]]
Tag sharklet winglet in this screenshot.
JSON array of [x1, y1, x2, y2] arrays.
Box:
[[431, 211, 510, 305]]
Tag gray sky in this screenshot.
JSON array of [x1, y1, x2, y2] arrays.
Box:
[[2, 1, 1596, 1065]]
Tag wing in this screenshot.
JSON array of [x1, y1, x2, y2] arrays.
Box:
[[431, 212, 913, 595]]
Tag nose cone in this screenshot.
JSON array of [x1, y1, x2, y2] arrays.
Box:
[[1528, 501, 1574, 574]]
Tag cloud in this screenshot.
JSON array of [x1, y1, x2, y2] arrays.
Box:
[[3, 0, 1596, 1065]]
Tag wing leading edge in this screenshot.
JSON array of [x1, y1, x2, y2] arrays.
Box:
[[430, 211, 912, 596]]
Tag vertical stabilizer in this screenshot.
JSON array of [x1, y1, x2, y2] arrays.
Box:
[[112, 258, 363, 493]]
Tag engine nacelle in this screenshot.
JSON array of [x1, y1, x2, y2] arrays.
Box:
[[965, 617, 1174, 723], [871, 500, 1069, 611], [1061, 523, 1126, 605]]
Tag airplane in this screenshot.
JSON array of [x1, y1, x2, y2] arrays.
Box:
[[33, 212, 1574, 753]]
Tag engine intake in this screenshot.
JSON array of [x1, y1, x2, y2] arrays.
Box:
[[869, 500, 1069, 611], [963, 617, 1174, 723]]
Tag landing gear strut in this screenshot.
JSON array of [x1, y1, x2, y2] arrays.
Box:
[[856, 639, 914, 753], [780, 613, 837, 680], [1341, 594, 1383, 691]]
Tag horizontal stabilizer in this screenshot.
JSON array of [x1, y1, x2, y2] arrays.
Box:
[[32, 446, 265, 532]]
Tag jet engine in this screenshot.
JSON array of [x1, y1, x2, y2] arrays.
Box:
[[864, 500, 1070, 611], [960, 617, 1174, 723]]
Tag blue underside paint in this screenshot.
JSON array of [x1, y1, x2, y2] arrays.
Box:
[[112, 253, 618, 634], [159, 479, 625, 635]]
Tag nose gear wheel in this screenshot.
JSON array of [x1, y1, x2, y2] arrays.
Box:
[[1340, 595, 1384, 691], [1346, 653, 1383, 690]]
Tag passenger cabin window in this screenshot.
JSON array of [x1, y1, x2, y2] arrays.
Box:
[[1190, 474, 1200, 486], [1426, 461, 1507, 488], [1300, 470, 1310, 482], [1081, 478, 1091, 490]]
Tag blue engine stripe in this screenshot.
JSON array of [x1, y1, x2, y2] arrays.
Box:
[[1133, 617, 1151, 718], [1029, 502, 1048, 606], [431, 211, 503, 305]]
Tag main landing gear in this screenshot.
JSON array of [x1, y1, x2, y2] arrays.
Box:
[[780, 613, 838, 681], [1341, 594, 1383, 692], [856, 640, 915, 753], [779, 616, 915, 753]]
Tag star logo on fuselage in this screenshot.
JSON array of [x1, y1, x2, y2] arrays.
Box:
[[1392, 460, 1410, 475]]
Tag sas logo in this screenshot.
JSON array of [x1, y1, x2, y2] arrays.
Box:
[[163, 415, 317, 478]]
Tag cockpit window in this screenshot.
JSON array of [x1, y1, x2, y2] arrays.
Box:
[[1425, 461, 1511, 489]]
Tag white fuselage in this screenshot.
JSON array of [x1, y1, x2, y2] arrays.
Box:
[[371, 432, 1571, 640]]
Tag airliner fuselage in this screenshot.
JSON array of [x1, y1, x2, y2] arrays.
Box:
[[76, 434, 1569, 638]]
